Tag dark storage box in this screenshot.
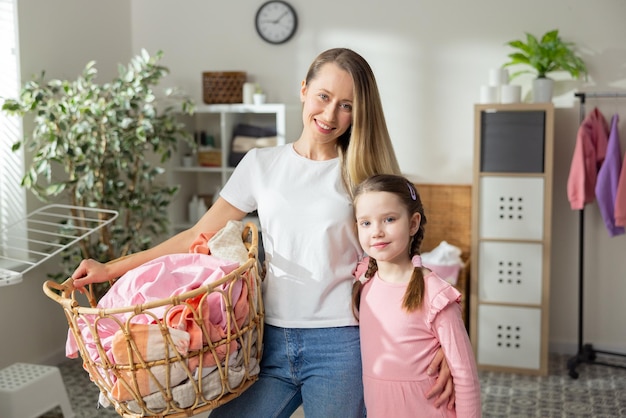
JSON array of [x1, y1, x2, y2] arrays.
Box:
[[480, 110, 545, 173]]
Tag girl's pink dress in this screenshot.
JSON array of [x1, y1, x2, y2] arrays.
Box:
[[359, 257, 481, 417]]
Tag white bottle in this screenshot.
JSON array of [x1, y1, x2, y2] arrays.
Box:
[[243, 82, 255, 105], [197, 197, 208, 221], [212, 186, 221, 206], [188, 195, 199, 223]]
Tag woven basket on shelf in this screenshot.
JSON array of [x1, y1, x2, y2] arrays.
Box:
[[202, 71, 247, 104], [43, 223, 264, 418]]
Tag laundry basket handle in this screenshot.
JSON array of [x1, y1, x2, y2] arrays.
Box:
[[43, 279, 79, 309]]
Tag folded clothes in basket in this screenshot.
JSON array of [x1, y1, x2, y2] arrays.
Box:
[[111, 323, 191, 401], [102, 330, 261, 414]]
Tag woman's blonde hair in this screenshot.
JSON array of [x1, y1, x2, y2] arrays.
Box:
[[303, 48, 401, 196]]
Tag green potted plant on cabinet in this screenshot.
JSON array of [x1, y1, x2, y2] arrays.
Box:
[[253, 83, 266, 105], [1, 49, 195, 297], [503, 29, 587, 102]]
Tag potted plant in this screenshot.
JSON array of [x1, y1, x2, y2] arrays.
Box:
[[253, 84, 266, 105], [503, 29, 587, 102], [1, 49, 195, 297]]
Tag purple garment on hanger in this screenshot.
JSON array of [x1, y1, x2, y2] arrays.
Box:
[[595, 114, 625, 237]]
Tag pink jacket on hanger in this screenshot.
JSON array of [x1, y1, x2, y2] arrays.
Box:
[[567, 107, 609, 210]]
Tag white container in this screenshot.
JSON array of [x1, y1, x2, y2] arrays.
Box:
[[188, 195, 199, 223], [181, 155, 193, 167], [243, 82, 255, 105], [197, 197, 208, 220], [500, 84, 521, 103], [532, 78, 554, 103], [489, 68, 509, 86], [479, 85, 499, 104], [253, 93, 266, 105]]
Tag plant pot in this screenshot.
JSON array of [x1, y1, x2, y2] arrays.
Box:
[[532, 78, 554, 103], [253, 93, 266, 105]]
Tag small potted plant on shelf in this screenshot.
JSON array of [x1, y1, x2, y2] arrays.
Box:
[[503, 29, 587, 102], [2, 49, 195, 297], [253, 84, 266, 105]]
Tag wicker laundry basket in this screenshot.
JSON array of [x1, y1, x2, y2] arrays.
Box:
[[43, 222, 264, 418]]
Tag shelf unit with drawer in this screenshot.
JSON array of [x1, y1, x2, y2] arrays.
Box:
[[470, 103, 554, 375]]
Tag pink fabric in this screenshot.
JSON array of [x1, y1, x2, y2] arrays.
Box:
[[359, 256, 481, 418], [165, 293, 236, 372], [189, 232, 216, 254], [567, 108, 609, 210], [66, 253, 240, 364]]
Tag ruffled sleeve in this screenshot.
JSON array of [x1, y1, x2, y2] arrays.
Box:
[[424, 273, 461, 326], [429, 273, 482, 416]]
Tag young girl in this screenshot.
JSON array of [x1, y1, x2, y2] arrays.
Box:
[[352, 174, 481, 417]]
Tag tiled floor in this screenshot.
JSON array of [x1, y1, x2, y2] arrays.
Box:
[[41, 352, 626, 417]]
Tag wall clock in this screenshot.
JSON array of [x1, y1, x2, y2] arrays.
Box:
[[255, 1, 298, 45]]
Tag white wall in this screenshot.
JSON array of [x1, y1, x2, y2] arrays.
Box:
[[2, 0, 625, 368], [126, 0, 626, 357]]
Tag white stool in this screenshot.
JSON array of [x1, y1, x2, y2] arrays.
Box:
[[0, 362, 75, 418]]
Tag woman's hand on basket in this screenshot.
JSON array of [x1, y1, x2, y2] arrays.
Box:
[[71, 259, 110, 289], [70, 199, 248, 291], [425, 347, 456, 409]]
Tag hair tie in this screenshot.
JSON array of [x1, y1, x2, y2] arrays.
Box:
[[407, 182, 417, 200]]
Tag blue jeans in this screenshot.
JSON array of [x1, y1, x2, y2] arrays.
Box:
[[210, 325, 365, 418]]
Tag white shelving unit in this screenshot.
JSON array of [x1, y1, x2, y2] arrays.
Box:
[[168, 103, 296, 231], [470, 103, 554, 376]]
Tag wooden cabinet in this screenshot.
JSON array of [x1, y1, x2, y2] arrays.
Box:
[[470, 103, 554, 375], [167, 103, 295, 231]]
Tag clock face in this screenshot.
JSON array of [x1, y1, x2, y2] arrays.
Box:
[[255, 1, 298, 45]]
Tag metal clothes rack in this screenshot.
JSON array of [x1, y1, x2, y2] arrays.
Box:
[[0, 205, 118, 287], [567, 91, 626, 378]]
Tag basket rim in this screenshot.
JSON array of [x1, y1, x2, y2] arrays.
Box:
[[44, 223, 259, 316]]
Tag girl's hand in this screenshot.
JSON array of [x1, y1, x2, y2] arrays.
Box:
[[425, 347, 456, 409]]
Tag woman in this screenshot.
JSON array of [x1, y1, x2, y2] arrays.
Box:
[[72, 48, 454, 418]]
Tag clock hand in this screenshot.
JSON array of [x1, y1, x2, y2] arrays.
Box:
[[259, 15, 285, 25], [272, 11, 288, 23]]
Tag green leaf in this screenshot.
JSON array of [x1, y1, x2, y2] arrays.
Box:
[[45, 182, 66, 195], [502, 29, 586, 80]]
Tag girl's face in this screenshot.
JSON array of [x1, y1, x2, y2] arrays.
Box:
[[355, 191, 420, 265], [300, 62, 354, 147]]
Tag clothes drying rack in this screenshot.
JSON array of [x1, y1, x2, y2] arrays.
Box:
[[567, 91, 626, 379], [0, 204, 118, 287]]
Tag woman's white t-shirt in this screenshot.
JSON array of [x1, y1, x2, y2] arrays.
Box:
[[220, 144, 361, 328]]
